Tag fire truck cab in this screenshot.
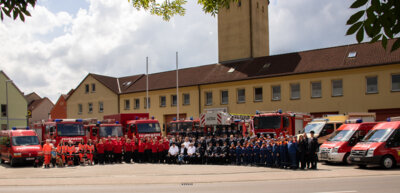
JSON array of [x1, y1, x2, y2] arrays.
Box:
[[32, 119, 86, 146], [167, 118, 200, 136], [350, 121, 400, 169], [318, 120, 377, 164], [0, 128, 43, 167], [103, 113, 149, 139], [251, 110, 311, 137], [85, 121, 123, 142], [126, 118, 162, 140]]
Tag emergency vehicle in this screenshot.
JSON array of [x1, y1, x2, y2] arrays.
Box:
[[32, 119, 86, 146], [318, 120, 377, 164], [126, 117, 162, 139], [103, 113, 149, 139], [350, 121, 400, 169], [167, 118, 200, 136], [303, 113, 375, 144], [250, 110, 311, 137], [85, 121, 123, 142], [200, 111, 249, 135], [0, 128, 43, 167]]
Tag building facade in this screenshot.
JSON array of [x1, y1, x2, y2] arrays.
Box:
[[0, 71, 28, 130], [50, 90, 73, 119]]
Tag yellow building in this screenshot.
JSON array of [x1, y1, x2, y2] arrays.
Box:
[[0, 71, 28, 130]]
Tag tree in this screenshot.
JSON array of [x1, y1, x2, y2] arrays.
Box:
[[346, 0, 400, 51], [0, 0, 36, 21]]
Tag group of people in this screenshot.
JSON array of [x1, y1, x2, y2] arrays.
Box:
[[40, 128, 319, 170]]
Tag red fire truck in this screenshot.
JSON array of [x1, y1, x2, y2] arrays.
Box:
[[32, 119, 86, 146], [250, 110, 311, 137], [85, 121, 123, 142], [126, 118, 162, 139], [103, 113, 149, 139], [167, 118, 200, 136]]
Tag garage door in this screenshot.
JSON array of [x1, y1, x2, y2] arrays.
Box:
[[368, 108, 400, 121]]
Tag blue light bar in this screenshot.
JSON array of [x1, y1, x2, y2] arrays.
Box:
[[151, 116, 154, 120], [356, 119, 363, 123], [135, 116, 139, 120], [173, 117, 177, 121], [278, 109, 283, 114], [76, 119, 83, 122], [115, 121, 119, 124], [55, 119, 62, 122], [97, 121, 101, 124], [26, 127, 30, 130], [256, 110, 260, 115], [190, 116, 193, 120], [387, 118, 391, 122], [12, 127, 16, 130]]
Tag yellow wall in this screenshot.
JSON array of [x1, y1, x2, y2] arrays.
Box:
[[120, 86, 200, 130], [218, 0, 269, 62], [0, 72, 27, 130], [67, 75, 118, 120]]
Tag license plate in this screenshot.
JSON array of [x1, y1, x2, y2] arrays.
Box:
[[26, 157, 35, 161], [353, 157, 360, 161], [320, 153, 328, 159]]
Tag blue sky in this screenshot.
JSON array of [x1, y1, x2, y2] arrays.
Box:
[[0, 0, 358, 102]]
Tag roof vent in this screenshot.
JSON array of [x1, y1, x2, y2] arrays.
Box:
[[263, 63, 271, 69], [348, 51, 357, 58], [122, 81, 132, 87], [228, 68, 235, 73]]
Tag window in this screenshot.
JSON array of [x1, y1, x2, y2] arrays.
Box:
[[290, 83, 300, 99], [88, 103, 93, 113], [237, 89, 245, 103], [91, 83, 96, 92], [311, 82, 322, 98], [85, 84, 89, 93], [392, 74, 400, 91], [272, 85, 281, 101], [221, 90, 228, 105], [366, 76, 378, 94], [160, 96, 166, 107], [205, 92, 213, 106], [98, 102, 104, 113], [238, 0, 241, 7], [183, 94, 190, 105], [134, 99, 140, 109], [124, 99, 130, 110], [78, 104, 82, 114], [332, 79, 343, 96], [1, 104, 6, 117], [171, 95, 177, 106], [254, 87, 263, 102], [144, 97, 150, 109]]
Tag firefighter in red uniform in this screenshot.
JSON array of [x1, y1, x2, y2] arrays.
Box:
[[86, 139, 95, 165], [138, 138, 145, 163], [151, 139, 158, 163], [104, 136, 113, 164], [96, 139, 105, 164], [43, 139, 52, 168], [132, 137, 138, 163], [124, 139, 133, 163], [144, 137, 152, 163], [157, 139, 164, 164], [113, 137, 123, 163], [66, 140, 75, 166], [162, 137, 170, 164], [78, 139, 86, 165]]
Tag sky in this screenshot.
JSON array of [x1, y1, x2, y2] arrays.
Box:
[[0, 0, 358, 103]]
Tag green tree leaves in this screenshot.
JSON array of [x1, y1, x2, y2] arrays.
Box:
[[0, 0, 36, 22], [347, 0, 400, 51]]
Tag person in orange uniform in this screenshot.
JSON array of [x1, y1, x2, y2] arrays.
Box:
[[86, 139, 95, 165], [56, 140, 65, 167], [78, 139, 86, 165], [43, 139, 52, 168], [66, 140, 76, 166]]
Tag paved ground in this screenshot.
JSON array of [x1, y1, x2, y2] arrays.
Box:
[[0, 162, 399, 192]]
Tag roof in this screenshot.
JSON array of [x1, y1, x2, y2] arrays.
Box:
[[0, 70, 27, 98], [28, 97, 54, 111], [74, 39, 400, 95]]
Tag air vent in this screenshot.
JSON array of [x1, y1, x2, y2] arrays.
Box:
[[228, 68, 235, 73], [348, 51, 357, 58]]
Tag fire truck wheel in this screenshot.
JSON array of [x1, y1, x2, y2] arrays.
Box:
[[343, 153, 351, 165], [0, 157, 4, 164], [9, 157, 16, 167], [358, 164, 367, 169], [381, 155, 395, 169]]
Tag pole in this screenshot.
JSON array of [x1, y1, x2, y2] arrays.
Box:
[[5, 80, 12, 130], [175, 52, 180, 130], [146, 57, 149, 113]]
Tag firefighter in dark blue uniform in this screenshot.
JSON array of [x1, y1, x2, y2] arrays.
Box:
[[235, 143, 242, 165], [253, 143, 261, 165], [260, 142, 267, 166], [266, 141, 273, 167], [272, 140, 280, 168], [229, 143, 236, 165]]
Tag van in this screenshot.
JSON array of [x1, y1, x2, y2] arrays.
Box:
[[0, 129, 43, 167]]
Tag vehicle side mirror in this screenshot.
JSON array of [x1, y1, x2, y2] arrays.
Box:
[[387, 141, 393, 147]]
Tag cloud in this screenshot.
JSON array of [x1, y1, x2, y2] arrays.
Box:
[[0, 0, 357, 103]]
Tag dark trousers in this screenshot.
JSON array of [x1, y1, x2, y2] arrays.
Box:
[[124, 151, 132, 163], [168, 155, 177, 164], [114, 153, 122, 163], [144, 150, 151, 162], [97, 153, 105, 164], [133, 150, 138, 163], [138, 152, 144, 163], [105, 151, 112, 163], [289, 152, 297, 168], [299, 152, 306, 169], [310, 153, 317, 169]]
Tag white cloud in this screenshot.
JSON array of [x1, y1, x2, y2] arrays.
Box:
[[0, 0, 358, 102]]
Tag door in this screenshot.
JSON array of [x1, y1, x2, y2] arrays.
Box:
[[387, 129, 400, 164]]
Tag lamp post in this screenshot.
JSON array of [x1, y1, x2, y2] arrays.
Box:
[[5, 80, 12, 130]]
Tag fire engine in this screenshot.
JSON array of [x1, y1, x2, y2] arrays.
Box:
[[32, 119, 86, 146], [85, 120, 123, 142], [126, 117, 162, 139], [103, 113, 149, 139], [200, 111, 250, 136], [167, 117, 200, 136], [250, 110, 311, 137]]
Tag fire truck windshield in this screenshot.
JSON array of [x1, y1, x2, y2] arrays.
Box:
[[99, 126, 123, 137], [12, 136, 39, 146], [137, 123, 161, 133], [57, 123, 85, 136], [363, 129, 394, 142], [170, 122, 192, 131], [253, 116, 281, 129], [328, 130, 355, 142], [304, 122, 325, 135]]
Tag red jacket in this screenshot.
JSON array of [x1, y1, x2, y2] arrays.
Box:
[[124, 142, 133, 152], [104, 140, 113, 151], [163, 141, 170, 151], [145, 141, 152, 150], [96, 143, 105, 154], [158, 142, 164, 152], [138, 141, 145, 153], [132, 142, 137, 151], [151, 142, 158, 153], [113, 141, 123, 153]]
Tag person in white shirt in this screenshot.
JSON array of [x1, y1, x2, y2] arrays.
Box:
[[186, 143, 196, 164], [183, 137, 190, 149], [168, 143, 179, 164]]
